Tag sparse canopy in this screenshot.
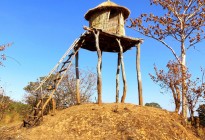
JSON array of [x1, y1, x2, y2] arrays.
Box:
[[0, 43, 12, 66], [129, 0, 205, 121]]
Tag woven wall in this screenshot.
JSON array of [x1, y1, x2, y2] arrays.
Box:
[[89, 9, 125, 35]]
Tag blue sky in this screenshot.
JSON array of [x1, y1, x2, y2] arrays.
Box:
[[0, 0, 204, 111]]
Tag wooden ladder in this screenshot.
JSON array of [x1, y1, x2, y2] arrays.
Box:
[[23, 33, 86, 127]]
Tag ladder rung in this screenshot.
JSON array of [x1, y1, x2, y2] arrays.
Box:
[[69, 52, 74, 57], [59, 68, 67, 73], [47, 87, 55, 90], [54, 77, 61, 82], [63, 60, 71, 64], [34, 107, 42, 110], [29, 115, 38, 118]]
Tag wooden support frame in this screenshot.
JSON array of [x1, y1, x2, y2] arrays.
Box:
[[93, 30, 102, 105], [116, 39, 127, 103], [75, 48, 81, 104], [116, 53, 121, 103], [136, 43, 143, 105]]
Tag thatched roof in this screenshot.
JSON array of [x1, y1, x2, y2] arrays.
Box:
[[77, 27, 142, 53], [85, 1, 130, 21]]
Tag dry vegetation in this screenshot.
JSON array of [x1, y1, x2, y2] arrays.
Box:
[[0, 103, 200, 140]]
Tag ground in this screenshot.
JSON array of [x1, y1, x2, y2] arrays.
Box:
[[0, 103, 200, 140]]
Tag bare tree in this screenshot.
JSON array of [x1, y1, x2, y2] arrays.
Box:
[[0, 43, 12, 66], [129, 0, 205, 120], [24, 66, 96, 109]]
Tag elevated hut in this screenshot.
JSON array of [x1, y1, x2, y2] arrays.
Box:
[[85, 1, 130, 35], [75, 0, 143, 105], [22, 0, 143, 127]]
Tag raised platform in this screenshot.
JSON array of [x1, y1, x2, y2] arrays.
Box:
[[77, 27, 142, 53]]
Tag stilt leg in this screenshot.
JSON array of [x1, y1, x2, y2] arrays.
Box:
[[136, 43, 143, 105], [116, 39, 127, 103], [75, 49, 81, 104], [93, 30, 102, 105], [116, 53, 121, 103]]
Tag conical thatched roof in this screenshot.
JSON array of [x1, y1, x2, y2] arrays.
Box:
[[85, 1, 130, 20]]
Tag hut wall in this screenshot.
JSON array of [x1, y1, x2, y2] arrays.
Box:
[[89, 10, 109, 31], [89, 10, 125, 36], [119, 13, 125, 35]]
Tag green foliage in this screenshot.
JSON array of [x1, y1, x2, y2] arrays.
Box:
[[0, 94, 30, 125], [145, 102, 162, 109], [24, 67, 96, 109], [8, 102, 31, 118], [197, 104, 205, 127]]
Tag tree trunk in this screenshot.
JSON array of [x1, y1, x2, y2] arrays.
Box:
[[181, 43, 188, 122], [136, 43, 143, 105], [94, 30, 102, 105], [174, 84, 181, 114], [170, 83, 178, 113], [116, 53, 121, 103], [116, 39, 127, 103], [75, 50, 81, 104], [190, 108, 194, 125]]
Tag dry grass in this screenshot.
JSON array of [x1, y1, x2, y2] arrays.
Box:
[[0, 103, 200, 140]]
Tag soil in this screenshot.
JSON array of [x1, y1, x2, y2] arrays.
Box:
[[0, 103, 200, 140]]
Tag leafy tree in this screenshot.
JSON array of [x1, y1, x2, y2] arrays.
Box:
[[24, 66, 96, 109], [145, 102, 162, 109], [187, 68, 205, 123], [150, 60, 184, 113], [130, 0, 205, 120], [150, 61, 205, 123], [197, 104, 205, 127]]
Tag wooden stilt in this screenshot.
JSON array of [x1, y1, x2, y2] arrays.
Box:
[[75, 49, 81, 104], [136, 43, 143, 105], [116, 53, 121, 103], [40, 87, 43, 120], [116, 39, 127, 103], [93, 30, 102, 105], [51, 98, 56, 116]]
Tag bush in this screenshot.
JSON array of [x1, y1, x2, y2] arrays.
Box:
[[197, 104, 205, 127], [145, 102, 162, 109]]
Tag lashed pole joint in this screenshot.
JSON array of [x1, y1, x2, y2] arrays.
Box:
[[116, 39, 127, 103], [93, 30, 102, 105]]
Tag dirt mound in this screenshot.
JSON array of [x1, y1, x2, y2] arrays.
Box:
[[0, 103, 199, 140]]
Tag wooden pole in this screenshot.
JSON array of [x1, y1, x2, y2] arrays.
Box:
[[51, 98, 56, 116], [93, 30, 102, 105], [75, 49, 81, 104], [116, 39, 127, 103], [136, 43, 143, 105], [40, 87, 43, 120], [116, 53, 121, 103]]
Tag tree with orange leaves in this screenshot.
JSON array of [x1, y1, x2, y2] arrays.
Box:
[[130, 0, 205, 121]]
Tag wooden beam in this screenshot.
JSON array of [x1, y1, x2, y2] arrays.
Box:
[[116, 53, 121, 103], [116, 39, 127, 103], [136, 43, 143, 105], [93, 30, 102, 105], [75, 49, 81, 104]]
